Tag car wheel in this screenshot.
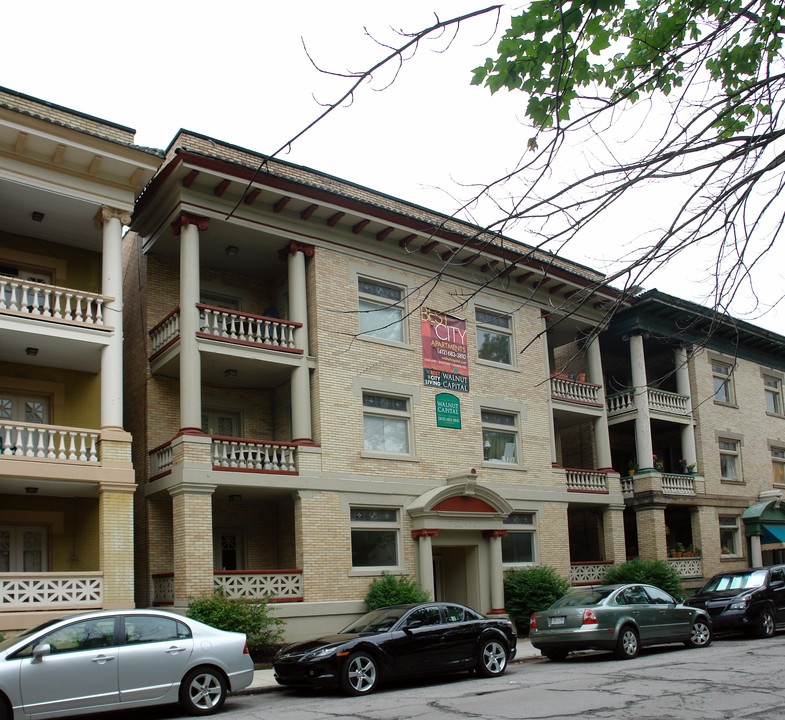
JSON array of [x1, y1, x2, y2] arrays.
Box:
[[615, 626, 639, 659], [685, 619, 712, 648], [476, 639, 508, 677], [340, 651, 379, 695], [179, 667, 227, 716], [755, 608, 775, 638], [544, 649, 569, 661]]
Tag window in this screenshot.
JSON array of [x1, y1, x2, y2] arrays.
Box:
[[719, 439, 741, 481], [358, 278, 405, 342], [350, 508, 400, 568], [719, 516, 741, 555], [645, 586, 676, 605], [0, 392, 50, 424], [405, 606, 442, 627], [201, 409, 241, 437], [124, 615, 190, 645], [363, 393, 411, 454], [475, 308, 513, 365], [502, 513, 535, 563], [0, 526, 48, 572], [712, 361, 735, 404], [764, 376, 782, 415], [15, 617, 116, 657], [772, 448, 785, 485], [482, 410, 518, 464]]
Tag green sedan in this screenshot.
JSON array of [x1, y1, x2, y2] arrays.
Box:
[[529, 583, 713, 661]]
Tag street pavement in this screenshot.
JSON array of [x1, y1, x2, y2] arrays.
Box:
[[241, 636, 540, 692]]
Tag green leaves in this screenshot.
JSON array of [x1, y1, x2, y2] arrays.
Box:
[[472, 0, 785, 138]]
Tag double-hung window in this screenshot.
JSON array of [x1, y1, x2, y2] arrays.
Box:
[[350, 507, 400, 569], [358, 278, 405, 342], [363, 393, 411, 454], [719, 438, 741, 481], [482, 410, 519, 464], [476, 308, 513, 365], [764, 376, 783, 415], [772, 447, 785, 486], [712, 361, 735, 404], [719, 516, 741, 556], [501, 513, 536, 563]]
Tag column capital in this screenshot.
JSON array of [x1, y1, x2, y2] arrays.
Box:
[[171, 211, 209, 235], [97, 480, 137, 495], [279, 240, 314, 261], [94, 206, 131, 229], [412, 528, 439, 539], [168, 481, 217, 497], [482, 529, 508, 538]]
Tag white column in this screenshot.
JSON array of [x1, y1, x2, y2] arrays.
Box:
[[487, 531, 506, 613], [630, 334, 654, 469], [587, 335, 613, 469], [541, 314, 558, 464], [750, 535, 763, 568], [98, 207, 129, 430], [674, 346, 698, 470], [415, 531, 436, 599], [179, 218, 203, 432], [287, 243, 312, 443]]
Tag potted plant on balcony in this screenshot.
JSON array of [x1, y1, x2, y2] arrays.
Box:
[[653, 454, 664, 471], [628, 460, 638, 476]]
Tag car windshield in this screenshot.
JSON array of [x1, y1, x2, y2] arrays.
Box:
[[549, 588, 615, 608], [0, 617, 63, 652], [700, 570, 768, 592], [341, 606, 408, 634]]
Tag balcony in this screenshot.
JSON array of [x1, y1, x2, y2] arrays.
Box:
[[0, 572, 103, 610], [620, 472, 698, 497], [564, 468, 608, 493], [152, 570, 303, 605], [607, 388, 690, 419], [550, 375, 602, 406], [1, 422, 99, 463], [570, 561, 614, 585], [667, 556, 703, 578]]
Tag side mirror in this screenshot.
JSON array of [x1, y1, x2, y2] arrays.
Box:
[[770, 580, 784, 590], [405, 619, 425, 631], [32, 644, 51, 660]]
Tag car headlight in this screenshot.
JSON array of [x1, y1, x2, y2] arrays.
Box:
[[308, 646, 340, 659], [729, 597, 748, 610]]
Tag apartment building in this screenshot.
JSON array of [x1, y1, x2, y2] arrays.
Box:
[[0, 88, 161, 632], [601, 290, 785, 589], [124, 131, 632, 638]]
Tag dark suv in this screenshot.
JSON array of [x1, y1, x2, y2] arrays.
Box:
[[685, 566, 785, 637]]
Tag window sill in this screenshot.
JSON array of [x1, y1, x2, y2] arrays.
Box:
[[713, 400, 738, 409], [357, 335, 416, 352], [482, 460, 527, 471], [348, 567, 403, 577], [361, 451, 420, 462], [476, 358, 520, 373], [766, 411, 785, 420], [720, 478, 746, 485], [721, 555, 743, 561]]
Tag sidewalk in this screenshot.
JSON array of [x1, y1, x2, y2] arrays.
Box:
[[241, 637, 541, 693]]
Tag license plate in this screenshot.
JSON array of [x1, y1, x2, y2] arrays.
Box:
[[549, 616, 566, 626]]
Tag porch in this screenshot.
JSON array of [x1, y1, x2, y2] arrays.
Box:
[[151, 570, 303, 605]]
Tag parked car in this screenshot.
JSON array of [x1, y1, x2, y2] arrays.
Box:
[[684, 565, 785, 637], [0, 609, 254, 719], [273, 601, 516, 695], [529, 583, 713, 661]]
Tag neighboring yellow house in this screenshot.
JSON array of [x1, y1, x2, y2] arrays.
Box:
[[0, 87, 160, 633]]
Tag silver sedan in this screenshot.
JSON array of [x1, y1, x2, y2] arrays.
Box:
[[0, 608, 254, 719]]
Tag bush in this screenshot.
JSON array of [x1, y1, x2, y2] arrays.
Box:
[[602, 558, 684, 598], [504, 566, 571, 633], [187, 592, 284, 659], [364, 572, 430, 610]]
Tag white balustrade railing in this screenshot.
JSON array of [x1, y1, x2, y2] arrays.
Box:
[[620, 476, 634, 495], [648, 388, 689, 414], [152, 574, 174, 605], [0, 572, 103, 608], [550, 376, 601, 404], [565, 468, 608, 492], [607, 390, 635, 414], [668, 557, 702, 578], [149, 308, 180, 355], [570, 562, 614, 585], [1, 422, 99, 462], [212, 438, 297, 473], [0, 278, 109, 327], [662, 473, 696, 495], [199, 304, 300, 350], [149, 442, 173, 479], [214, 571, 303, 600]]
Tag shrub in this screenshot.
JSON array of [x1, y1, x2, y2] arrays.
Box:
[[364, 572, 430, 610], [504, 565, 571, 633], [187, 592, 284, 659], [602, 558, 684, 599]]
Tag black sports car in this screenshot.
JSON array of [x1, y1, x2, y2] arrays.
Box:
[[273, 602, 517, 695]]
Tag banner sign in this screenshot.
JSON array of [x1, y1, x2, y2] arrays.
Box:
[[420, 307, 469, 393], [435, 393, 461, 429]]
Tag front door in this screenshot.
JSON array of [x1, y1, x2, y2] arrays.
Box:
[[0, 526, 48, 572]]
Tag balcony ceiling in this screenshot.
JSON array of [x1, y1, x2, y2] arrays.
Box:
[[0, 475, 97, 498]]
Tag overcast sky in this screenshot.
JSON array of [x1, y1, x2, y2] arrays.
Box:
[[3, 1, 782, 333]]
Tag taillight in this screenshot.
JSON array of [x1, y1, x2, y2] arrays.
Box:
[[582, 609, 598, 625], [530, 613, 537, 629], [243, 641, 250, 655]]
